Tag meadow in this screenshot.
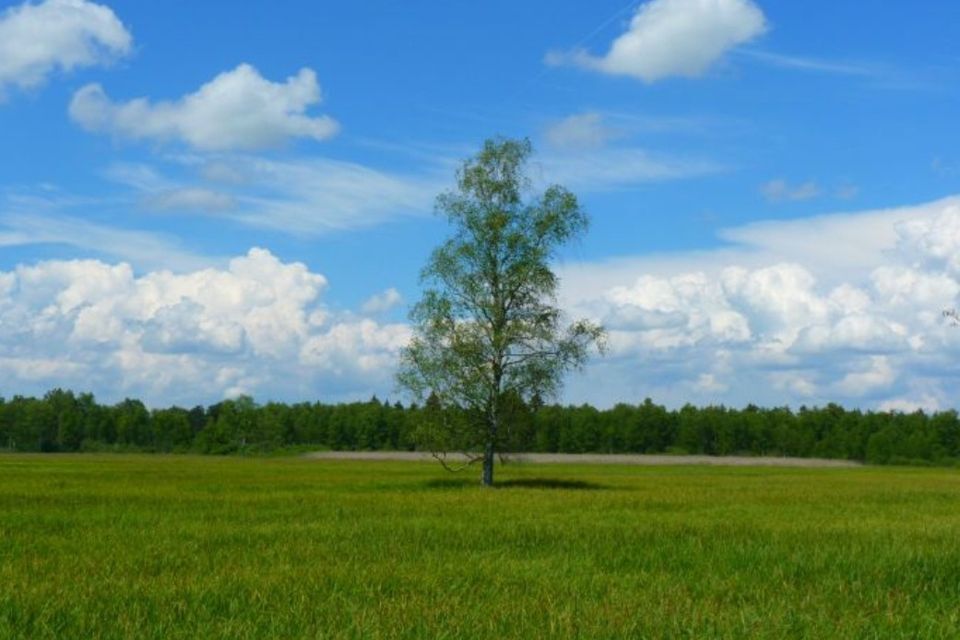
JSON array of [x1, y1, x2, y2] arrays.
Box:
[[1, 455, 959, 638]]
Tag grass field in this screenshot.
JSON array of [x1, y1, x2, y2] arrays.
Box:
[[1, 455, 959, 638]]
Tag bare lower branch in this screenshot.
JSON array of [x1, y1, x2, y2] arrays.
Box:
[[431, 450, 483, 472]]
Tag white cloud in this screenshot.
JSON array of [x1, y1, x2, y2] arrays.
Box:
[[0, 0, 131, 96], [98, 154, 443, 234], [0, 355, 85, 381], [142, 188, 237, 213], [544, 113, 620, 150], [362, 288, 403, 314], [0, 212, 216, 271], [738, 49, 925, 92], [694, 373, 728, 393], [9, 198, 960, 412], [833, 356, 896, 397], [879, 394, 941, 414], [301, 320, 411, 377], [535, 147, 722, 192], [739, 50, 877, 77], [559, 196, 960, 411], [97, 139, 717, 239], [229, 156, 439, 233], [549, 0, 766, 82], [0, 249, 410, 405], [69, 64, 338, 151], [115, 144, 715, 235], [761, 179, 821, 202], [894, 205, 960, 276], [760, 179, 859, 203], [199, 160, 249, 185]]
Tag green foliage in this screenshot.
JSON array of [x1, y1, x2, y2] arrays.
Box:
[[3, 455, 960, 638], [3, 389, 960, 465], [397, 137, 604, 483]]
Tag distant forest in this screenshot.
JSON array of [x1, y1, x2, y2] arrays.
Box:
[[1, 389, 958, 466]]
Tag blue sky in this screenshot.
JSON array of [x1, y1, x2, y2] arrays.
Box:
[[2, 0, 960, 410]]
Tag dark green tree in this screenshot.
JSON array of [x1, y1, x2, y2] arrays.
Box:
[[397, 137, 605, 486], [152, 407, 193, 452], [114, 398, 150, 447]]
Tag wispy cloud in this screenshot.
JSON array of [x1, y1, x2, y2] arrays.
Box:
[[228, 156, 443, 234], [740, 49, 945, 92], [760, 179, 860, 204], [142, 188, 237, 213], [835, 184, 860, 200], [104, 163, 237, 213], [740, 50, 878, 77], [0, 212, 217, 271], [761, 179, 821, 202], [544, 112, 622, 150], [536, 147, 723, 192], [102, 154, 448, 235], [107, 138, 722, 236], [542, 110, 737, 148], [932, 157, 960, 178]]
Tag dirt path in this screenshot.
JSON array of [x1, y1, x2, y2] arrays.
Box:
[[302, 451, 862, 468]]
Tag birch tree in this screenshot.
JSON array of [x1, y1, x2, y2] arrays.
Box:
[[397, 137, 604, 486]]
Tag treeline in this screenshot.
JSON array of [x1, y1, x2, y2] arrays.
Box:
[[1, 389, 959, 465]]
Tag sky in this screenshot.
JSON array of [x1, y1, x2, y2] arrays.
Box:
[[1, 0, 960, 411]]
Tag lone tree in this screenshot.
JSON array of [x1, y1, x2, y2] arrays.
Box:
[[397, 137, 605, 486]]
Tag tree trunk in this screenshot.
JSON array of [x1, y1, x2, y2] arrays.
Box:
[[481, 439, 495, 486]]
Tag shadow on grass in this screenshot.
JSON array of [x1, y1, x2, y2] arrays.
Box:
[[423, 477, 608, 491]]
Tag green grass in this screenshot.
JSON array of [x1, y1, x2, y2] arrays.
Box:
[[1, 455, 959, 638]]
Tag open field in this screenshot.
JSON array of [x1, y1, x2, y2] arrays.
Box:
[[304, 451, 863, 467], [2, 455, 960, 638]]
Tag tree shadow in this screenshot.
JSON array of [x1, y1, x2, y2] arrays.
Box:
[[422, 477, 608, 491], [498, 478, 608, 490]]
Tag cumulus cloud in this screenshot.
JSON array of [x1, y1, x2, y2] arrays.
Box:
[[9, 194, 960, 412], [879, 395, 942, 414], [0, 0, 131, 96], [0, 249, 410, 405], [301, 320, 410, 377], [69, 64, 339, 151], [362, 288, 403, 314], [834, 356, 896, 397], [560, 197, 960, 411], [894, 206, 960, 276], [548, 0, 766, 82]]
